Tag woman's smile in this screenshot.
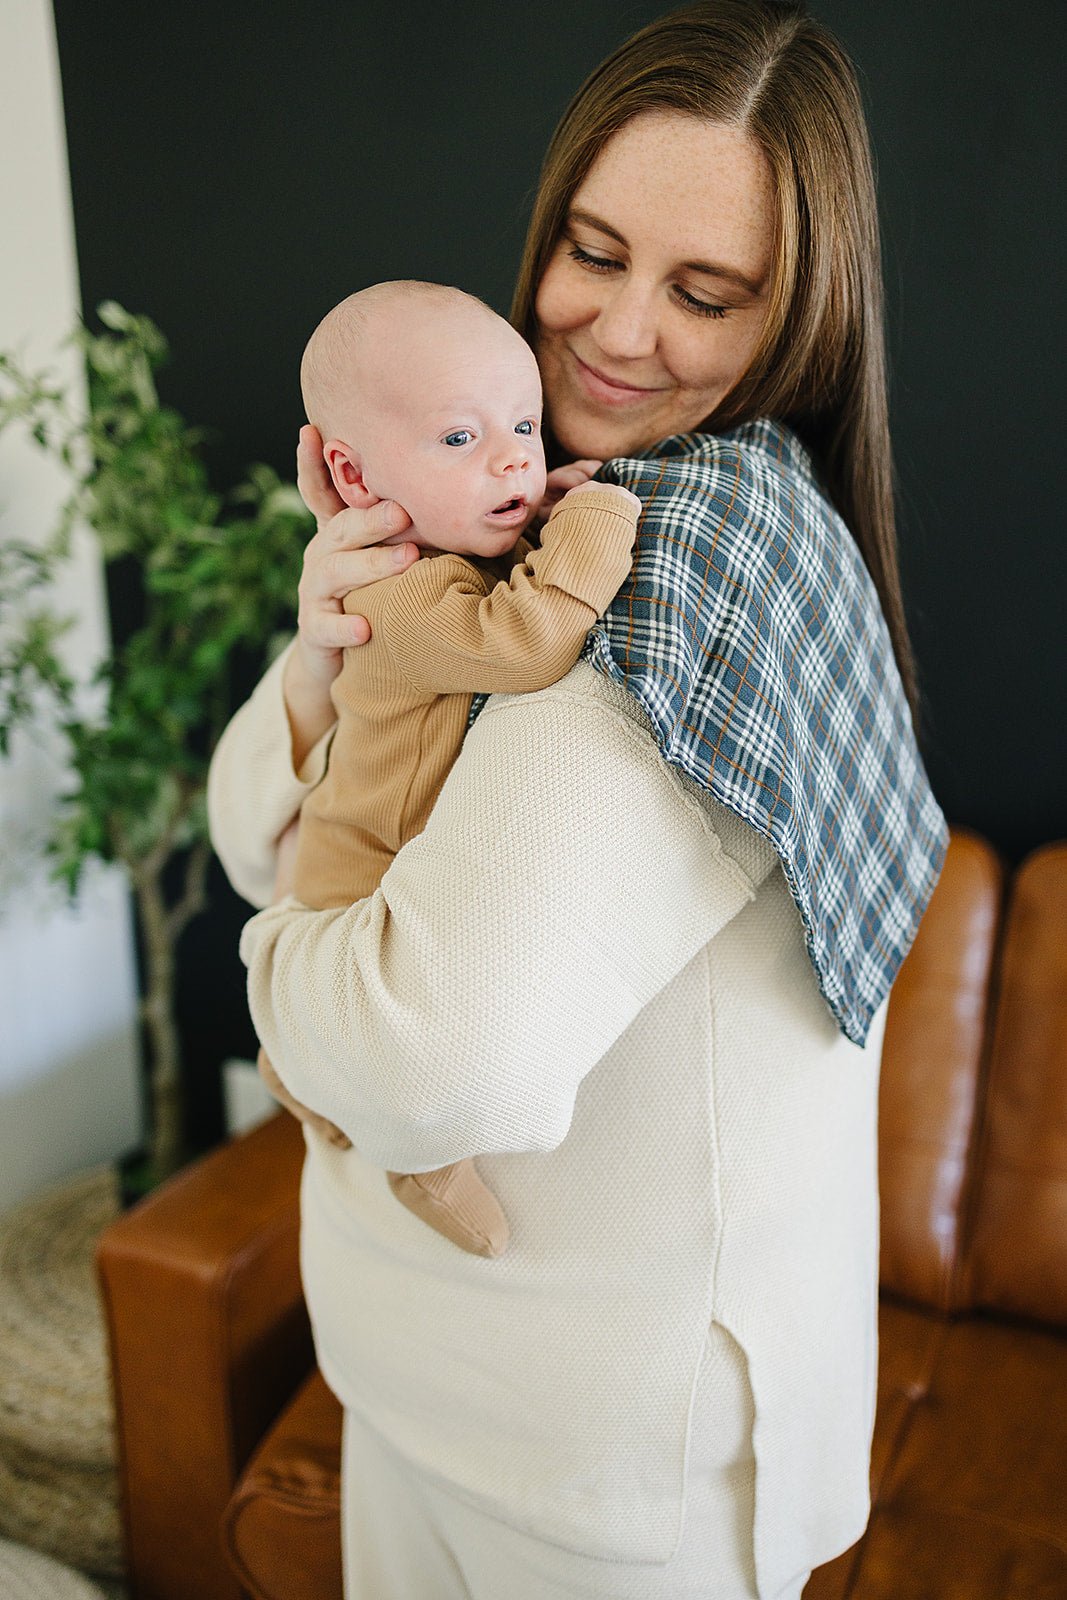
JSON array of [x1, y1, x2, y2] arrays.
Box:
[[568, 350, 671, 407]]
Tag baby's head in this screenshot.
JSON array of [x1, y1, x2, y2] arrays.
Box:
[[301, 282, 547, 557]]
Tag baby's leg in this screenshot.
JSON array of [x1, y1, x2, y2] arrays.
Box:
[[257, 1046, 352, 1149], [388, 1162, 509, 1258]]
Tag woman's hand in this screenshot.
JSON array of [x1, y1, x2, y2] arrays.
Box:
[[294, 423, 419, 681], [284, 425, 420, 767]]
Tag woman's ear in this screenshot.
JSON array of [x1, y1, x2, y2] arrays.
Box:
[[323, 439, 380, 509]]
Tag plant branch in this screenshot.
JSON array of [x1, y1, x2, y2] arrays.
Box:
[[166, 836, 211, 947], [1, 303, 307, 1183]]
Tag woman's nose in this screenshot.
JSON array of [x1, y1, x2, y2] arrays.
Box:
[[591, 278, 659, 361]]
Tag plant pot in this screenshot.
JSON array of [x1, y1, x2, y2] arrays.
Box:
[[115, 1147, 163, 1210]]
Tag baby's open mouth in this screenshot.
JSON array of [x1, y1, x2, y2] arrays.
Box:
[[488, 495, 527, 517]]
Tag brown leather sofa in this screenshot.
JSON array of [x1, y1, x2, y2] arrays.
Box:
[[96, 829, 1067, 1600]]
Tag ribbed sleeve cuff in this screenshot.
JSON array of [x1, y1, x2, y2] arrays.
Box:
[[535, 489, 639, 613]]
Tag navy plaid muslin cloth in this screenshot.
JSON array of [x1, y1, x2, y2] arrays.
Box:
[[472, 418, 948, 1047]]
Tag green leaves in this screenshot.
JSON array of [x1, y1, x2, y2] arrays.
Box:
[[0, 302, 308, 893], [0, 535, 76, 755]]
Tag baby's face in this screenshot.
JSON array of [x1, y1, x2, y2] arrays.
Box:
[[356, 311, 548, 558]]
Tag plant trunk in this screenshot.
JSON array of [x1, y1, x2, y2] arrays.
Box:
[[136, 870, 186, 1179]]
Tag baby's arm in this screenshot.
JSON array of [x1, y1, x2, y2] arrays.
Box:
[[382, 483, 640, 695]]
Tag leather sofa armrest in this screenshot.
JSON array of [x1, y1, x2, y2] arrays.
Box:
[[96, 1111, 314, 1600]]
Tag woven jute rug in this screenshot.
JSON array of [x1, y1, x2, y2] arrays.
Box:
[[0, 1535, 110, 1599], [0, 1168, 123, 1581]]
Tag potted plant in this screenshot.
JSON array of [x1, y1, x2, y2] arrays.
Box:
[[0, 303, 306, 1196]]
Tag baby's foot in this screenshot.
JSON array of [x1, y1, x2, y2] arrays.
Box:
[[388, 1160, 509, 1257]]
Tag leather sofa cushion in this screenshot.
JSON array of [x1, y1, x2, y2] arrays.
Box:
[[867, 1299, 947, 1500], [806, 1312, 1067, 1598], [842, 1498, 1067, 1600], [877, 831, 1003, 1312], [805, 1299, 947, 1598], [223, 1369, 343, 1600], [967, 845, 1067, 1328]]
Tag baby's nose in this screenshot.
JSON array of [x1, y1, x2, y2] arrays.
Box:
[[494, 443, 531, 474]]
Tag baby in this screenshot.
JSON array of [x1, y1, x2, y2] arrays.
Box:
[[268, 281, 640, 1258]]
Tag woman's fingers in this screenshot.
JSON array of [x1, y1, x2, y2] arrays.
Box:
[[297, 426, 415, 549], [297, 424, 346, 525], [303, 610, 373, 650], [291, 427, 418, 691], [297, 542, 414, 652], [318, 536, 419, 595], [321, 500, 415, 555], [296, 510, 418, 665], [257, 1046, 352, 1149]]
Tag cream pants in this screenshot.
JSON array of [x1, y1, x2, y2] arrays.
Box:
[[340, 1323, 811, 1600]]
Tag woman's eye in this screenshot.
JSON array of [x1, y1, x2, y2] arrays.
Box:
[[514, 419, 535, 436], [443, 430, 473, 447], [567, 242, 618, 273], [568, 239, 727, 320], [673, 286, 728, 320]]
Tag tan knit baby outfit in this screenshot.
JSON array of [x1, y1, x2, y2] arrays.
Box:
[[288, 486, 639, 1256]]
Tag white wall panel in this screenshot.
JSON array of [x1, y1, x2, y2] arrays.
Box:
[[0, 0, 140, 1209]]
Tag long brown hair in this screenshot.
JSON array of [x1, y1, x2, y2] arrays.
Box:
[[511, 0, 920, 723]]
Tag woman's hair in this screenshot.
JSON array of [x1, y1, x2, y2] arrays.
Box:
[[511, 0, 919, 722]]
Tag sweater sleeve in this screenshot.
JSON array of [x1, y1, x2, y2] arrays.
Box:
[[239, 663, 765, 1172], [382, 488, 638, 695], [206, 639, 334, 908]]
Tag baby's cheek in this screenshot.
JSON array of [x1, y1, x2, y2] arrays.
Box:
[[419, 485, 461, 539], [444, 498, 478, 544], [454, 482, 480, 529]]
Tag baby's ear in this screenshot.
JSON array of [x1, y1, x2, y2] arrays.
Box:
[[323, 439, 380, 509]]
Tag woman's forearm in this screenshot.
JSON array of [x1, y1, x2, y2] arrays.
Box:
[[282, 635, 341, 772], [240, 666, 764, 1171], [207, 641, 333, 907]]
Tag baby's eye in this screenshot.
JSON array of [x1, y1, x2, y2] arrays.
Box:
[[514, 419, 535, 436], [443, 430, 473, 447]]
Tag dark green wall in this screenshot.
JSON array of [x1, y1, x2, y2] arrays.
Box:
[[50, 1, 1067, 1142]]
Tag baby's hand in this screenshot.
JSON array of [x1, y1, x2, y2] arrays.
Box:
[[553, 480, 642, 518], [537, 459, 604, 521]]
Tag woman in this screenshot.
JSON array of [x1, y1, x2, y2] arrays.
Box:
[[208, 4, 946, 1596]]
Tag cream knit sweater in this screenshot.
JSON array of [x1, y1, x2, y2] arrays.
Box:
[[210, 655, 883, 1600]]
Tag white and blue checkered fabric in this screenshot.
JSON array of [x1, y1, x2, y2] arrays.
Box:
[[472, 419, 948, 1046]]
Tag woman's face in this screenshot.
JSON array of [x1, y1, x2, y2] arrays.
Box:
[[534, 112, 775, 460]]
